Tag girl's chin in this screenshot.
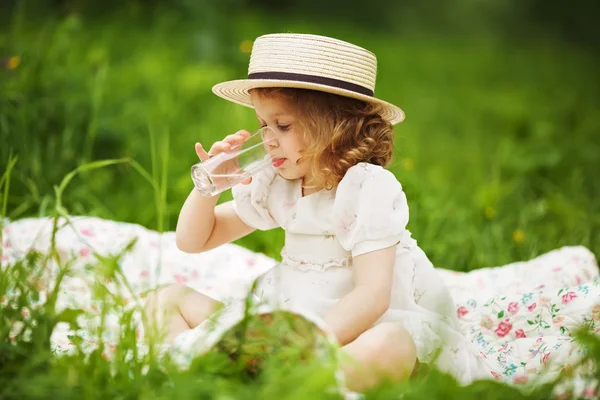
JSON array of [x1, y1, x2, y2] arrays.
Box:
[[277, 168, 303, 181]]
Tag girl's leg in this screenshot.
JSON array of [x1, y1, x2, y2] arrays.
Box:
[[341, 323, 417, 393], [143, 283, 220, 344]]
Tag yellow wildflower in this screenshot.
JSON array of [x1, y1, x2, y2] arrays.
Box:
[[402, 158, 414, 171], [513, 229, 525, 244], [484, 206, 496, 219], [7, 56, 21, 70], [239, 40, 253, 54]]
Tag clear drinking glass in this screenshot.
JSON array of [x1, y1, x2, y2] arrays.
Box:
[[191, 127, 276, 197]]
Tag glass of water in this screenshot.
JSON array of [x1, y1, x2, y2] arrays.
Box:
[[191, 127, 276, 197]]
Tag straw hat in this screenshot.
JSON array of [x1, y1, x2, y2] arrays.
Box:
[[212, 33, 405, 125]]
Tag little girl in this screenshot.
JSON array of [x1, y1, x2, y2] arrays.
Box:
[[145, 33, 448, 390], [142, 33, 594, 391]]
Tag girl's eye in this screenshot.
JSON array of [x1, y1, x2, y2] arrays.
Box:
[[278, 124, 290, 131]]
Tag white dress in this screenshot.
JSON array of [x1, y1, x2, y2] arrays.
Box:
[[231, 162, 494, 383]]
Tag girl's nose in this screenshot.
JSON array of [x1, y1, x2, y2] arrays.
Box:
[[261, 127, 279, 148]]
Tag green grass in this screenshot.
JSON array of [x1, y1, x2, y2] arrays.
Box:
[[2, 8, 598, 268], [2, 2, 600, 399]]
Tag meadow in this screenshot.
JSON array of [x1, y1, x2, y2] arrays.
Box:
[[1, 1, 599, 398]]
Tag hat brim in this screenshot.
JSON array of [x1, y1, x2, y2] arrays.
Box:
[[212, 79, 405, 125]]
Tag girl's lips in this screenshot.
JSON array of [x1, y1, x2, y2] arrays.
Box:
[[272, 158, 286, 168]]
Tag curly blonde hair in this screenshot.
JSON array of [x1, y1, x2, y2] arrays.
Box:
[[250, 88, 395, 190]]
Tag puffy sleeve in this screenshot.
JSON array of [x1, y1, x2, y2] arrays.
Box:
[[332, 163, 410, 258], [231, 166, 279, 230]]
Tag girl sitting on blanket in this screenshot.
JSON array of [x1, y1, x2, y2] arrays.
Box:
[[143, 33, 527, 391]]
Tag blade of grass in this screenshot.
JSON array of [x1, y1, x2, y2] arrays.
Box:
[[1, 152, 18, 266], [1, 152, 18, 219], [53, 158, 131, 208], [160, 127, 170, 233]]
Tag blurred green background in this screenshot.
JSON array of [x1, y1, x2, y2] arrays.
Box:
[[1, 0, 599, 271]]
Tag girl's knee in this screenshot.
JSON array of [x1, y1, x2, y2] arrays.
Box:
[[342, 323, 418, 392], [144, 283, 191, 313], [372, 323, 417, 375]]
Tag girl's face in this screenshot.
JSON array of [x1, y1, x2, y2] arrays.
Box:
[[251, 93, 311, 182]]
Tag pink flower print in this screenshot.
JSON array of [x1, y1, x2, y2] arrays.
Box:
[[575, 275, 582, 285], [246, 258, 256, 267], [562, 292, 577, 304], [542, 352, 551, 364], [552, 315, 565, 327], [552, 266, 561, 272], [507, 302, 519, 315], [80, 228, 95, 237], [140, 270, 150, 278], [495, 320, 513, 337], [515, 329, 526, 338], [528, 302, 537, 312], [513, 375, 528, 384], [191, 269, 199, 280], [481, 315, 494, 329], [337, 214, 357, 234], [173, 274, 187, 284], [284, 201, 296, 210], [539, 296, 551, 306], [456, 306, 469, 319], [491, 371, 501, 380], [476, 277, 485, 289], [79, 247, 90, 257], [1, 255, 8, 262], [583, 388, 597, 397], [2, 241, 11, 249]]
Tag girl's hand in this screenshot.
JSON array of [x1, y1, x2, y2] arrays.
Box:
[[194, 130, 253, 184], [195, 130, 251, 161]]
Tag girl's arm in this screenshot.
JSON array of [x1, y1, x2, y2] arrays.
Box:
[[323, 246, 396, 346], [176, 133, 256, 253], [176, 194, 255, 253]]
